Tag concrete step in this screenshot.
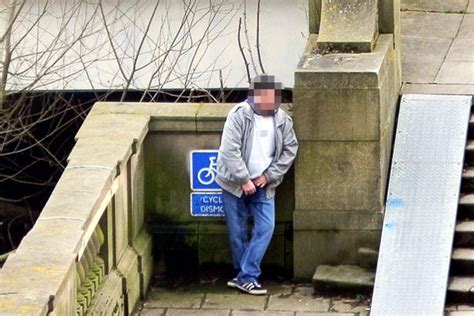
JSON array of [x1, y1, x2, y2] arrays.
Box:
[[450, 248, 474, 276], [447, 276, 474, 303], [312, 265, 374, 295], [454, 221, 474, 247], [461, 167, 474, 191], [465, 141, 474, 165], [458, 194, 474, 219], [357, 247, 378, 269]]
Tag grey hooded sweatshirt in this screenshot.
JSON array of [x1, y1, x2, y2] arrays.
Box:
[[215, 100, 298, 199]]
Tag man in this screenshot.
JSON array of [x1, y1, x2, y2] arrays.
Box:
[[215, 75, 298, 295]]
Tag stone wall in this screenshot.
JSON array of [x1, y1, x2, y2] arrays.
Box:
[[0, 103, 152, 315], [143, 103, 295, 275]]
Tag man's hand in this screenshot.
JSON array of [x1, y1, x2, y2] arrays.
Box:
[[253, 175, 268, 188], [241, 180, 256, 195]]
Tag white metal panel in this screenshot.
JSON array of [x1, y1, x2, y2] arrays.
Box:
[[371, 94, 473, 316]]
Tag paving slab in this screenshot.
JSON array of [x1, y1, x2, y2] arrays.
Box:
[[330, 299, 370, 313], [401, 0, 470, 12], [446, 39, 474, 62], [401, 12, 463, 39], [435, 61, 474, 84], [202, 293, 266, 310], [401, 36, 451, 83], [468, 0, 474, 12], [143, 290, 203, 309], [232, 311, 294, 316], [167, 308, 230, 316], [267, 294, 330, 312], [458, 14, 474, 39], [136, 308, 166, 315], [295, 313, 356, 316]]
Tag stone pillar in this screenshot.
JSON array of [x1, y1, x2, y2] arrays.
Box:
[[292, 0, 401, 278]]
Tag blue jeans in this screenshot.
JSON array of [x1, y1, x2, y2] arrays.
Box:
[[222, 187, 275, 284]]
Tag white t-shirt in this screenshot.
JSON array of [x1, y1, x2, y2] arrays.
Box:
[[247, 114, 276, 179]]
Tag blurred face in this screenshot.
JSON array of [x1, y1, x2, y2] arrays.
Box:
[[253, 88, 276, 113]]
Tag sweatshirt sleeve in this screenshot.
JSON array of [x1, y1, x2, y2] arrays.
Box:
[[218, 110, 251, 185]]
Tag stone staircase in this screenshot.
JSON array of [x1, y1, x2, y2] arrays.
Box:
[[448, 119, 474, 303], [313, 113, 474, 306]]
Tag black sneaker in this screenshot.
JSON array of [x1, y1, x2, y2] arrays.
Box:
[[227, 278, 238, 288], [237, 281, 267, 295]]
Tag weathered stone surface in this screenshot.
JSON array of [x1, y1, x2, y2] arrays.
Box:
[[76, 112, 149, 142], [18, 218, 84, 254], [459, 14, 474, 39], [167, 309, 229, 316], [295, 141, 383, 212], [401, 0, 469, 12], [196, 103, 234, 132], [88, 269, 125, 315], [293, 211, 382, 231], [137, 308, 166, 315], [436, 62, 474, 84], [357, 247, 379, 269], [331, 298, 370, 313], [401, 36, 451, 83], [317, 0, 378, 53], [233, 311, 293, 316], [0, 294, 49, 315], [296, 35, 393, 90], [267, 292, 330, 312], [0, 250, 76, 297], [144, 290, 203, 309], [115, 170, 130, 261], [53, 166, 114, 195], [131, 143, 146, 240], [313, 265, 375, 290], [446, 39, 474, 62], [401, 12, 463, 39], [67, 136, 133, 171], [294, 88, 381, 141], [294, 230, 381, 278], [202, 293, 266, 310]]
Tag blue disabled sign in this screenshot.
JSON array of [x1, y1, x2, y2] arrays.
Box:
[[190, 192, 224, 216], [190, 150, 220, 191]]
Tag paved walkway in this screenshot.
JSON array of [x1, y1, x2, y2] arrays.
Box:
[[134, 281, 371, 316], [401, 0, 474, 95]]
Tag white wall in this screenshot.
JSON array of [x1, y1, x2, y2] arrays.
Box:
[[3, 0, 308, 92]]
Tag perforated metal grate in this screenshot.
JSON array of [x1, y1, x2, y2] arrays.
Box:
[[371, 94, 473, 316]]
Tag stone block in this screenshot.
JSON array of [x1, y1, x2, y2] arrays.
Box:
[[294, 141, 384, 212], [293, 88, 381, 141], [67, 136, 133, 172], [312, 265, 375, 292], [196, 103, 234, 132], [18, 218, 84, 254], [469, 0, 474, 12], [308, 0, 322, 33], [53, 166, 114, 196], [0, 250, 76, 298], [293, 210, 382, 231], [401, 83, 474, 95], [114, 170, 130, 261], [293, 230, 381, 278], [357, 247, 379, 269], [76, 112, 149, 143], [317, 0, 378, 53], [130, 143, 146, 240], [0, 294, 49, 315], [117, 247, 141, 315], [295, 35, 393, 90], [50, 270, 76, 316]]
